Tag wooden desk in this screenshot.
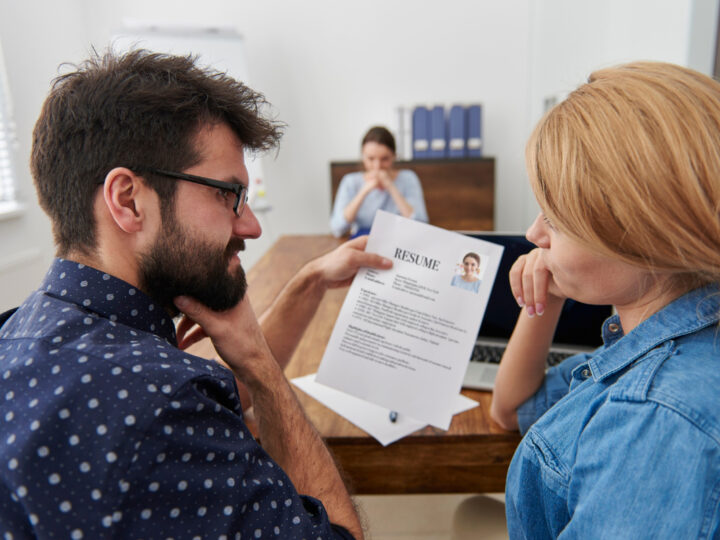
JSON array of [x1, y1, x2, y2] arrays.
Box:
[[248, 235, 521, 494]]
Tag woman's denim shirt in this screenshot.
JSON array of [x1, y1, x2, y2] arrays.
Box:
[[506, 285, 720, 539]]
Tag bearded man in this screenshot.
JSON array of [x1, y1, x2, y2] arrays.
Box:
[[0, 49, 391, 539]]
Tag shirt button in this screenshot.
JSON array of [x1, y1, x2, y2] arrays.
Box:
[[608, 323, 620, 333], [581, 368, 591, 379]]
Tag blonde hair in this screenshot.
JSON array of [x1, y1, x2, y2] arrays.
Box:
[[527, 61, 720, 288]]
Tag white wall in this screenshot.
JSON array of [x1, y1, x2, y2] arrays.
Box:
[[524, 0, 718, 218], [688, 0, 720, 72], [81, 0, 533, 235], [0, 0, 90, 309], [528, 0, 711, 124], [0, 0, 717, 310]]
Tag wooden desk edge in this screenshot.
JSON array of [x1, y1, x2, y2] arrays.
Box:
[[329, 433, 521, 494]]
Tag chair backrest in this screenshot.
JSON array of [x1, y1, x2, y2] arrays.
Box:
[[0, 307, 18, 328]]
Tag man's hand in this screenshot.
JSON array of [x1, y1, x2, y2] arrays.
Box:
[[257, 235, 392, 372], [306, 235, 392, 289], [509, 248, 565, 317], [175, 295, 274, 383]]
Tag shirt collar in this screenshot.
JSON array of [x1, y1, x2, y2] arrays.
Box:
[[40, 258, 177, 345], [588, 283, 720, 381]]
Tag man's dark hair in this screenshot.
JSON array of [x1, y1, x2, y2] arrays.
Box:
[[361, 126, 396, 154], [31, 48, 283, 256]]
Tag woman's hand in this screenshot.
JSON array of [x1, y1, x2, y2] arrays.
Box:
[[491, 248, 567, 430], [362, 171, 381, 191], [509, 248, 565, 317], [375, 169, 394, 190], [364, 169, 393, 190]]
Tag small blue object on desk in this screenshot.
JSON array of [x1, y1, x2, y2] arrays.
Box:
[[350, 228, 371, 239], [389, 411, 398, 423]]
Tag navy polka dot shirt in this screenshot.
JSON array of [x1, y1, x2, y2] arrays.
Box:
[[0, 258, 354, 539]]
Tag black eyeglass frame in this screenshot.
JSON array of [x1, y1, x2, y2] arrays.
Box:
[[97, 167, 249, 216], [144, 168, 248, 217]]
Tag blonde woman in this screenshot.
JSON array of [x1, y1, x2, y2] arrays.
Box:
[[490, 63, 720, 537]]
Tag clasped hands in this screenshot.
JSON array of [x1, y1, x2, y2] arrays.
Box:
[[363, 169, 394, 191]]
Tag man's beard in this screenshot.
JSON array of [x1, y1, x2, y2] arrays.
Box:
[[138, 212, 248, 317]]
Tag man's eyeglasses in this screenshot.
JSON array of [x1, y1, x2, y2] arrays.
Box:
[[144, 168, 249, 217], [98, 167, 249, 217]]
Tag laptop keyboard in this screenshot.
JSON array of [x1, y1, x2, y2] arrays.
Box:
[[470, 344, 503, 364], [470, 343, 573, 367]]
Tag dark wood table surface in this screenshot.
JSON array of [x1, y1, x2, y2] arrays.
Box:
[[244, 234, 521, 495]]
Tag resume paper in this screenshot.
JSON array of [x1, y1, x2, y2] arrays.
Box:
[[316, 210, 503, 429]]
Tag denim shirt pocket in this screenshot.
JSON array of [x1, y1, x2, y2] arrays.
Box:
[[525, 429, 570, 497]]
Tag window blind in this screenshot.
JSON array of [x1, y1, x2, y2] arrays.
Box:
[[0, 40, 16, 204]]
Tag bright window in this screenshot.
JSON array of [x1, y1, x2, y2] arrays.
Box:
[[0, 39, 17, 210]]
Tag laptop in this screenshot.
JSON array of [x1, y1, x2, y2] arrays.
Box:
[[461, 232, 612, 390]]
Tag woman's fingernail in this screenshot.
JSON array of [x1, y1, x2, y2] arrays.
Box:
[[526, 305, 535, 318], [517, 296, 524, 307], [536, 303, 544, 316], [174, 296, 189, 309]]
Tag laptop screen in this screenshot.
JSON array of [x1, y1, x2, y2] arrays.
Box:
[[465, 233, 612, 348]]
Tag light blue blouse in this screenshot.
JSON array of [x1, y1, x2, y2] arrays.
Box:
[[329, 170, 428, 237], [450, 274, 481, 293]]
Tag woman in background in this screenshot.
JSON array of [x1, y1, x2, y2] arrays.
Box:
[[490, 62, 720, 538], [450, 252, 481, 293], [330, 126, 428, 237]]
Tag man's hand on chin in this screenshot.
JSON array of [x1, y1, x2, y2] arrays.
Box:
[[174, 295, 277, 409]]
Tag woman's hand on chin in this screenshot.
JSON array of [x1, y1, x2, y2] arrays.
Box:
[[363, 172, 382, 191], [509, 248, 565, 317], [375, 169, 394, 189]]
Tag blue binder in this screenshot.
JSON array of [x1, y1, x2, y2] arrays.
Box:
[[429, 105, 447, 158], [448, 105, 467, 158], [467, 104, 483, 157], [412, 106, 430, 159]]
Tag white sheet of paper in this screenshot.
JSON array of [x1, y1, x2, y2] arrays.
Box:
[[316, 210, 503, 429], [291, 373, 479, 446]]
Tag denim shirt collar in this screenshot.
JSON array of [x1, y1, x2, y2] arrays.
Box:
[[40, 258, 177, 346], [588, 283, 720, 382]]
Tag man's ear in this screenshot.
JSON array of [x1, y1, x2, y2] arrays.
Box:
[[101, 167, 155, 233]]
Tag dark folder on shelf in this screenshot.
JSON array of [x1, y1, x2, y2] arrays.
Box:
[[448, 105, 467, 158], [429, 105, 447, 158], [467, 104, 483, 157], [412, 106, 430, 159]]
